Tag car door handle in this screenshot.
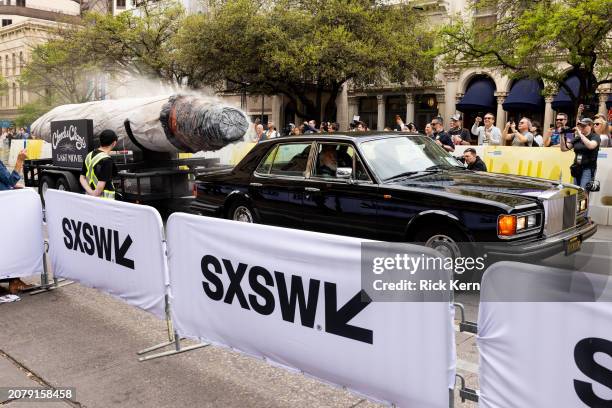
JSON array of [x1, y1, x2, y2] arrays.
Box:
[[250, 182, 263, 187], [304, 187, 320, 192]]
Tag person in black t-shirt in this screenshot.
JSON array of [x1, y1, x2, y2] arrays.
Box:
[[561, 118, 600, 189], [79, 130, 118, 199], [431, 117, 454, 152], [461, 148, 487, 171], [448, 114, 472, 145]]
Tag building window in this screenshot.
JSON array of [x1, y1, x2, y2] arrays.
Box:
[[4, 55, 7, 76], [12, 53, 15, 76], [18, 51, 22, 74], [2, 19, 12, 27], [116, 0, 126, 8], [16, 0, 25, 6], [12, 83, 16, 107], [19, 85, 23, 106]]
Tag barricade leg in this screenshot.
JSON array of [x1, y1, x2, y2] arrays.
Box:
[[29, 241, 74, 296], [137, 294, 209, 362]]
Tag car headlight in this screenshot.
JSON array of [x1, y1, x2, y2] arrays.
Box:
[[579, 198, 587, 212], [516, 216, 526, 231], [527, 214, 537, 228], [498, 215, 517, 236]]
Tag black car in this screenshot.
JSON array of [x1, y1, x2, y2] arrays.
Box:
[[193, 133, 596, 278]]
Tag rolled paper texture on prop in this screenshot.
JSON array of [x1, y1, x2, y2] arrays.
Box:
[[30, 94, 249, 153]]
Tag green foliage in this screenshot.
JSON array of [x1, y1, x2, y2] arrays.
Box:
[[176, 0, 436, 119], [439, 0, 611, 108]]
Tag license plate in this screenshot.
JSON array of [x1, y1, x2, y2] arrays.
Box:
[[565, 236, 582, 256]]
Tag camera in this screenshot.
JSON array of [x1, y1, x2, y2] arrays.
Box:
[[585, 180, 600, 192]]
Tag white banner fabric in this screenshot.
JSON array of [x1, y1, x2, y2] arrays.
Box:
[[167, 213, 454, 408], [45, 190, 166, 318], [478, 262, 612, 408], [0, 189, 44, 279]]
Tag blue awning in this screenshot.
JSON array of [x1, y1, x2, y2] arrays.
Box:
[[456, 78, 496, 112], [551, 75, 580, 111], [502, 79, 544, 111]]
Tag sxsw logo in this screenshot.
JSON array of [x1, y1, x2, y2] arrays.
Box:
[[201, 255, 373, 344], [62, 217, 135, 270]]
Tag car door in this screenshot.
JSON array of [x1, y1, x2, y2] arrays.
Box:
[[300, 142, 379, 239], [249, 142, 313, 228]]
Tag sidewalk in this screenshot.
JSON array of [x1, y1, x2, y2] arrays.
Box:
[[0, 283, 382, 408]]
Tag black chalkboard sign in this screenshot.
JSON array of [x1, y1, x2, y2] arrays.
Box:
[[50, 120, 94, 168]]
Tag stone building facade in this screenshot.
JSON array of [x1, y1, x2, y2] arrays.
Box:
[[0, 0, 80, 125], [234, 0, 611, 134]]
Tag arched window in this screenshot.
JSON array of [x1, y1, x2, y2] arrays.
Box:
[[4, 55, 8, 76], [20, 85, 23, 106], [12, 83, 16, 107], [12, 53, 15, 76], [18, 51, 23, 75]]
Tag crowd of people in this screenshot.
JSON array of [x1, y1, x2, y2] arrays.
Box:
[[0, 128, 32, 144], [251, 107, 611, 189]]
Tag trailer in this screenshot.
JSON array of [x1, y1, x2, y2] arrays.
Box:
[[23, 118, 232, 217]]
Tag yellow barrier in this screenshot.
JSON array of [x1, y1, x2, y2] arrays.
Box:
[[8, 140, 50, 166], [483, 146, 575, 183]]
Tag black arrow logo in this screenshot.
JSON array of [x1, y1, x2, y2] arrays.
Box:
[[324, 282, 373, 344], [114, 231, 135, 270]]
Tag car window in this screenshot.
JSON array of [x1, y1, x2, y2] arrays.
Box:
[[256, 143, 312, 177], [313, 143, 370, 182]]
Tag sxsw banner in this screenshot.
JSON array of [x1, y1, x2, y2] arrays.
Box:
[[478, 262, 612, 408], [0, 189, 44, 279], [166, 213, 454, 408], [45, 190, 166, 318]]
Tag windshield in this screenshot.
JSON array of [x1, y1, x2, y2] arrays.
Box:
[[359, 136, 464, 181]]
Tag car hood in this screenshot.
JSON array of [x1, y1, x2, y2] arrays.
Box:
[[386, 170, 568, 209]]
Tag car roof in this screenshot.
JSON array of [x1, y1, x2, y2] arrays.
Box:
[[260, 131, 424, 144]]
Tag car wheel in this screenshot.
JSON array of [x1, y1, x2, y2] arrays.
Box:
[[414, 226, 477, 284], [228, 201, 257, 224], [56, 177, 70, 192]]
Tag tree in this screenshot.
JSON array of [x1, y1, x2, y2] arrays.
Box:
[[18, 0, 189, 125], [76, 0, 192, 85], [176, 0, 436, 121], [439, 0, 612, 112]]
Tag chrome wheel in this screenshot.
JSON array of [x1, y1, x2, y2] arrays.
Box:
[[232, 205, 254, 223], [425, 234, 462, 259]]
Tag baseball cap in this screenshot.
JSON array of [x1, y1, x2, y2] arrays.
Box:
[[577, 118, 594, 126], [450, 114, 461, 121]]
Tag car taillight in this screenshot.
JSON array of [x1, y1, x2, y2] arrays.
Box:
[[498, 215, 517, 236], [192, 184, 197, 198]]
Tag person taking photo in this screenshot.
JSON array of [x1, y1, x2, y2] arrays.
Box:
[[560, 118, 600, 189]]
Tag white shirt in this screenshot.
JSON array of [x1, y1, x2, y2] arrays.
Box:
[[471, 124, 502, 145]]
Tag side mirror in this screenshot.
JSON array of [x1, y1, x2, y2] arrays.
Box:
[[336, 167, 352, 179]]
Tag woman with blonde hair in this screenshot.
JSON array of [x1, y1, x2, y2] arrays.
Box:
[[593, 114, 609, 148]]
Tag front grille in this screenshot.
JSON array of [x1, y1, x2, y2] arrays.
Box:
[[563, 194, 577, 230], [543, 189, 578, 236]]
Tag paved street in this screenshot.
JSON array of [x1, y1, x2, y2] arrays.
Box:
[[1, 226, 610, 407]]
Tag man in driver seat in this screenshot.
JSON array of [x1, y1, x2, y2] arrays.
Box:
[[318, 145, 338, 177]]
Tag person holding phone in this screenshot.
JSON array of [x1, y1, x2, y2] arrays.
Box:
[[471, 113, 501, 145], [560, 118, 600, 189], [544, 112, 571, 146], [503, 117, 534, 146]]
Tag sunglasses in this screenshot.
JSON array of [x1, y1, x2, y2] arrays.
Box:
[[556, 118, 566, 121]]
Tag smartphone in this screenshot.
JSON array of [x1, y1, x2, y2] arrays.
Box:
[[549, 124, 554, 129]]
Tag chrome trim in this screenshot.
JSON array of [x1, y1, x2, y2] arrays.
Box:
[[514, 203, 539, 210], [417, 210, 459, 222]]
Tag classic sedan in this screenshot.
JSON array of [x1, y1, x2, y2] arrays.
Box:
[[192, 133, 596, 278]]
